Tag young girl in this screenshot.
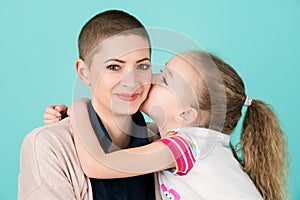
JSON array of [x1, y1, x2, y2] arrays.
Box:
[[46, 51, 288, 200]]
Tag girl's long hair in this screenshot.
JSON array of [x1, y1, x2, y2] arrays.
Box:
[[184, 51, 289, 200]]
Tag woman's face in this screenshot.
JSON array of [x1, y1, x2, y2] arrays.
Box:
[[87, 35, 152, 116], [141, 55, 199, 134]]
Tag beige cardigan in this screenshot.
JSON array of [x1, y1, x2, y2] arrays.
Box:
[[18, 118, 161, 200], [18, 118, 92, 200]]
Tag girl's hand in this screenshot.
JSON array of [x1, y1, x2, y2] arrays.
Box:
[[43, 104, 68, 125]]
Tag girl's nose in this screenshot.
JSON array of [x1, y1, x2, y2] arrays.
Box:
[[151, 73, 160, 85]]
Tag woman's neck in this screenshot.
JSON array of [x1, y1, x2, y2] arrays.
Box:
[[92, 101, 131, 149]]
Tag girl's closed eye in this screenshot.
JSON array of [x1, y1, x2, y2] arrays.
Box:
[[106, 64, 121, 71], [159, 69, 168, 86], [161, 76, 168, 86]]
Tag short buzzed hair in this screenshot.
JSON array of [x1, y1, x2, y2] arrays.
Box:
[[78, 10, 150, 61]]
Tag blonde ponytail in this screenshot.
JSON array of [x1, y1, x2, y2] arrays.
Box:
[[182, 51, 289, 199], [241, 99, 289, 200]]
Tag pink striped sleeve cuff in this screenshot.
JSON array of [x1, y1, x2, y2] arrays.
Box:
[[155, 133, 197, 176]]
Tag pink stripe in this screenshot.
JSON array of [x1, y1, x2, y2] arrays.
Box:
[[173, 137, 196, 174], [174, 136, 196, 163], [160, 138, 186, 173], [169, 137, 194, 174], [156, 136, 196, 176]]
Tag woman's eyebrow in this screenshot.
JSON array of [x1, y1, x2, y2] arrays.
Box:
[[104, 58, 150, 64], [104, 58, 125, 63], [136, 58, 150, 63]]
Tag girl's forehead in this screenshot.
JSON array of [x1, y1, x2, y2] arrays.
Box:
[[166, 55, 198, 81]]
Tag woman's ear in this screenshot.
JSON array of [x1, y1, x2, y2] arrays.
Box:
[[76, 59, 90, 85], [175, 107, 199, 126]]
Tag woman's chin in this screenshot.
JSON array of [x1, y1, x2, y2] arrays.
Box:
[[140, 102, 149, 114]]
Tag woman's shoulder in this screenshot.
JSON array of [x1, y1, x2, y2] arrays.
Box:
[[20, 117, 79, 176], [19, 117, 91, 199], [21, 118, 73, 153]]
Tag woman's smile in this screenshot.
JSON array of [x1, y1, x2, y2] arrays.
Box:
[[116, 93, 139, 102]]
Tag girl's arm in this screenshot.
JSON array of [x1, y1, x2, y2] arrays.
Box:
[[70, 99, 175, 179]]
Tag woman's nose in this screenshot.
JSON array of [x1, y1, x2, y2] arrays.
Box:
[[123, 72, 138, 88]]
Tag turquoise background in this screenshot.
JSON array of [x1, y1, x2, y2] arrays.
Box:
[[1, 0, 299, 199]]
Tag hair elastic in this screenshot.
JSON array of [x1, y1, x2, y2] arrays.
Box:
[[244, 96, 252, 107]]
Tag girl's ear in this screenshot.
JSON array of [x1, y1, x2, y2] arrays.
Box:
[[76, 59, 90, 85], [175, 107, 199, 126]]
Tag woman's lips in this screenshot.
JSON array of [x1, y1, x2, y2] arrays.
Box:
[[116, 93, 139, 102]]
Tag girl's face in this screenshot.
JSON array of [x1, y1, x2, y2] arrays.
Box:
[[86, 35, 152, 116], [141, 55, 199, 135]]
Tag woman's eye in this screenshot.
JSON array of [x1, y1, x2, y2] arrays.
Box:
[[106, 65, 121, 71], [137, 64, 151, 70], [161, 76, 168, 86]]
